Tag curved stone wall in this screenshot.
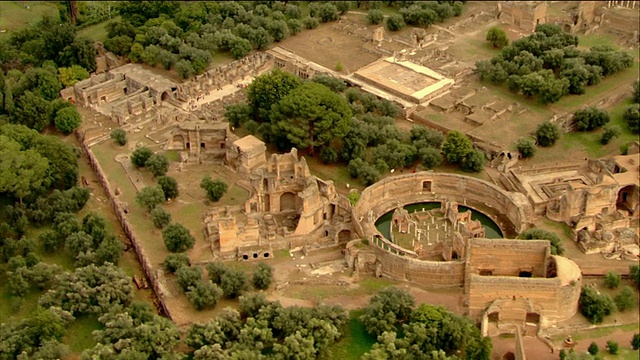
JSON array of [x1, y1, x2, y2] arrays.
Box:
[[352, 172, 532, 286]]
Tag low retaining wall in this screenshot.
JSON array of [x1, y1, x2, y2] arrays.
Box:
[[76, 131, 174, 320]]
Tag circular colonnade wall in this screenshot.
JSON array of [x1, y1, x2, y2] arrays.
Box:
[[352, 172, 532, 286]]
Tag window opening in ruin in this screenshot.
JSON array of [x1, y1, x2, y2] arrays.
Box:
[[519, 271, 532, 278], [479, 269, 493, 276], [263, 253, 269, 258], [200, 142, 206, 149], [253, 253, 258, 259], [323, 213, 327, 220], [422, 181, 432, 191], [525, 312, 540, 324], [546, 257, 557, 278], [171, 86, 177, 92], [488, 312, 499, 323], [220, 143, 225, 149], [325, 230, 329, 237], [242, 254, 249, 260], [451, 251, 459, 260], [186, 142, 191, 149]]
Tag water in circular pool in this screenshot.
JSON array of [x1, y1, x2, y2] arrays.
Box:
[[375, 202, 503, 242]]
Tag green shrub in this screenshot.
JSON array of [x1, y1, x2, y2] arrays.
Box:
[[110, 129, 127, 146], [516, 138, 536, 158], [604, 271, 621, 289]]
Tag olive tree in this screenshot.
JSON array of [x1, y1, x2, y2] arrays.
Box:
[[162, 223, 195, 253]]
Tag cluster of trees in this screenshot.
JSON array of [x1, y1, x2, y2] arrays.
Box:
[[475, 24, 633, 104], [0, 14, 96, 134], [579, 266, 638, 324], [106, 1, 344, 78], [0, 124, 80, 205], [186, 293, 347, 359], [228, 69, 485, 187], [163, 257, 273, 311], [81, 302, 182, 359], [0, 307, 74, 360], [39, 262, 133, 316], [360, 287, 492, 359], [378, 1, 464, 32], [624, 80, 639, 134], [131, 146, 170, 177], [0, 65, 82, 134]]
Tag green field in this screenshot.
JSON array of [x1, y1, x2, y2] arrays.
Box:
[[0, 1, 59, 38], [78, 16, 120, 43]]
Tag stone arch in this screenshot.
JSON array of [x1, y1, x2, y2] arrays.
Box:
[[161, 91, 171, 102], [502, 352, 515, 360], [280, 192, 297, 212], [616, 185, 638, 212], [172, 135, 185, 150], [338, 229, 352, 245]]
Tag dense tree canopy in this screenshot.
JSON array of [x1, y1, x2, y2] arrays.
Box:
[[186, 295, 347, 358], [100, 1, 344, 77], [247, 68, 302, 121], [81, 302, 182, 359], [475, 24, 632, 103], [271, 82, 352, 155], [361, 288, 492, 360], [39, 263, 133, 316]]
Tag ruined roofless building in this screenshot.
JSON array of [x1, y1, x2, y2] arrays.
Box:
[[497, 1, 548, 32]]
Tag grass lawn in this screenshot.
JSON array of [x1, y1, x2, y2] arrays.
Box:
[[332, 310, 377, 359], [78, 16, 120, 43], [64, 315, 103, 354], [0, 1, 59, 38]]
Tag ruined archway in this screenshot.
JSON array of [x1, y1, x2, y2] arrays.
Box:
[[161, 91, 170, 102], [172, 135, 185, 150], [616, 185, 638, 213], [280, 192, 297, 212], [338, 229, 352, 245]]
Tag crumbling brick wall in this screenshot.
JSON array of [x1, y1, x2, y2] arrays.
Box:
[[76, 131, 174, 321]]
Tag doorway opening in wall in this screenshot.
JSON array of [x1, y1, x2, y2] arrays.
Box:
[[525, 312, 540, 324], [451, 251, 459, 260], [488, 312, 499, 323], [200, 142, 206, 149], [502, 352, 515, 360], [519, 271, 532, 278], [186, 142, 191, 149], [161, 91, 170, 101], [479, 269, 493, 276]]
